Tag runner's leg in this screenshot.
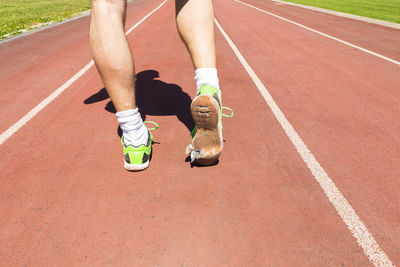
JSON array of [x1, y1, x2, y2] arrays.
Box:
[[175, 0, 216, 69], [90, 0, 150, 171], [90, 0, 135, 111], [176, 0, 223, 165]]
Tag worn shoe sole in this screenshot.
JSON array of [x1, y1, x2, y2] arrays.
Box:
[[189, 94, 222, 165], [124, 159, 150, 171]]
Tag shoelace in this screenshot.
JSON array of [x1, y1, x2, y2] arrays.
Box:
[[144, 121, 159, 131], [222, 107, 234, 118]]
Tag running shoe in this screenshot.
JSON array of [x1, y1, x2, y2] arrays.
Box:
[[121, 121, 158, 171], [186, 85, 233, 165]]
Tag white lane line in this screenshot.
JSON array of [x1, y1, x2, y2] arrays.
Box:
[[214, 18, 394, 267], [236, 0, 400, 66], [0, 0, 168, 146], [272, 0, 400, 30], [0, 0, 137, 44]]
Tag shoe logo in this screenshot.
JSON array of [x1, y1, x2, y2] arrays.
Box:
[[213, 93, 221, 108], [142, 153, 149, 163], [125, 153, 131, 164]]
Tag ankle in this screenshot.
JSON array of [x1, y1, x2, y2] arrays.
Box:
[[195, 68, 220, 94], [116, 108, 149, 146]]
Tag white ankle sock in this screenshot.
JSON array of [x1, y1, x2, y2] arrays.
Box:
[[195, 68, 220, 95], [116, 108, 149, 146]]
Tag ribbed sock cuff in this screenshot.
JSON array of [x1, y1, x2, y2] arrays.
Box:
[[116, 108, 148, 146], [195, 68, 220, 93]]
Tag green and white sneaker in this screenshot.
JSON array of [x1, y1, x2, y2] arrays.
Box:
[[121, 121, 159, 171], [186, 85, 233, 165]]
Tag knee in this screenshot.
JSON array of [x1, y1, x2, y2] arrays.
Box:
[[91, 0, 125, 5], [91, 0, 126, 13]]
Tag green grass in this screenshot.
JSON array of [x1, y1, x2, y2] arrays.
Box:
[[0, 0, 91, 40], [283, 0, 400, 24]]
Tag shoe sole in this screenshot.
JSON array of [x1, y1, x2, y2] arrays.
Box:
[[190, 94, 222, 165], [124, 159, 150, 171]]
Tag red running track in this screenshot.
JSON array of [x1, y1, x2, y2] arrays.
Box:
[[0, 0, 399, 265]]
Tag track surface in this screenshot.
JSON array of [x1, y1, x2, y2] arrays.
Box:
[[0, 0, 399, 265]]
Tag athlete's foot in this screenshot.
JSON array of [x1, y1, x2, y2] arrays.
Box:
[[186, 85, 223, 165]]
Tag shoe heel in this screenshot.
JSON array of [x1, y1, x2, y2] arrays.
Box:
[[190, 95, 222, 165]]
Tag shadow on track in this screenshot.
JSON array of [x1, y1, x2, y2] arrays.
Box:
[[84, 70, 195, 133]]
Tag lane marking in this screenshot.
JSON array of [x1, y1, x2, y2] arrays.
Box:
[[0, 0, 168, 146], [214, 18, 394, 266], [272, 0, 400, 30], [0, 12, 90, 45], [236, 0, 400, 66], [0, 0, 136, 44]]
